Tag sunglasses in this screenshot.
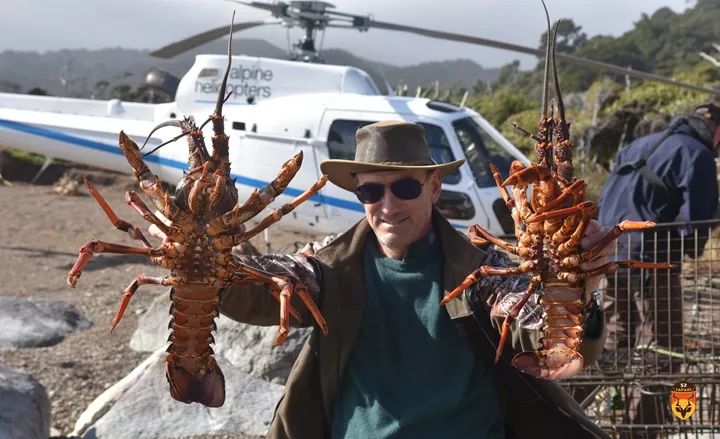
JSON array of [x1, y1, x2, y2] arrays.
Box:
[[354, 174, 430, 204]]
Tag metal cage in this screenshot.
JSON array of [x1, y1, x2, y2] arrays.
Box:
[[563, 219, 720, 438]]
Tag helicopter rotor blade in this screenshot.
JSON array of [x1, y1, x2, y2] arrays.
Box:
[[223, 0, 289, 17], [368, 19, 720, 95], [150, 20, 280, 59]]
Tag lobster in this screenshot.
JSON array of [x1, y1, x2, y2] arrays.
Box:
[[440, 4, 673, 380], [66, 18, 328, 407]]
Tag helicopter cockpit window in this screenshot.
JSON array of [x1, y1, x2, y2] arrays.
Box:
[[327, 120, 461, 185], [327, 120, 371, 161], [452, 116, 514, 188], [417, 123, 460, 185], [435, 190, 475, 220]]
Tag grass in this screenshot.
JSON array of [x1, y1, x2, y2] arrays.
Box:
[[4, 148, 51, 167]]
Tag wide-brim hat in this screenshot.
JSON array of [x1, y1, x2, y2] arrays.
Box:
[[320, 120, 465, 192]]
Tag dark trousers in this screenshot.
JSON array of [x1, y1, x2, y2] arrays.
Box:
[[595, 270, 683, 438]]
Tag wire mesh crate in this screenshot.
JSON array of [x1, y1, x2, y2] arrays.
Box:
[[564, 219, 720, 438]]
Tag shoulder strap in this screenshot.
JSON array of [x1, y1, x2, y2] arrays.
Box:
[[613, 117, 687, 191]]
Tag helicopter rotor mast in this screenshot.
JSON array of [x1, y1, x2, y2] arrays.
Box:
[[149, 0, 719, 95]]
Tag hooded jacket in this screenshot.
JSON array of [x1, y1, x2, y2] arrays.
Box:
[[599, 115, 718, 262]]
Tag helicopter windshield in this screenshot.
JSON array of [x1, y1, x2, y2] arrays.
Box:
[[452, 116, 514, 187]]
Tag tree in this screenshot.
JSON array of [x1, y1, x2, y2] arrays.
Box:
[[539, 19, 588, 54]]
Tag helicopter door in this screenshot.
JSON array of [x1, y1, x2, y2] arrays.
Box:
[[232, 132, 327, 233], [417, 120, 490, 230], [451, 116, 517, 237], [317, 116, 490, 232]]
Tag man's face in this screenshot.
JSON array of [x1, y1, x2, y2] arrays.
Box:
[[355, 168, 442, 257]]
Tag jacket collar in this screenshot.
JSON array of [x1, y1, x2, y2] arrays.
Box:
[[314, 207, 488, 315]]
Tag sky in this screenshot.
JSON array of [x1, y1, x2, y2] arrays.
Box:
[[1, 0, 695, 69]]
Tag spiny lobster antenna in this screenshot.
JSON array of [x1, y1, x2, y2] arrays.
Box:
[[550, 20, 566, 123], [143, 130, 192, 158], [215, 11, 235, 118], [140, 119, 182, 151], [540, 0, 552, 120]]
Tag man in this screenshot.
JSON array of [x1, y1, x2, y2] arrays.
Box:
[[597, 103, 720, 429], [221, 120, 613, 438]]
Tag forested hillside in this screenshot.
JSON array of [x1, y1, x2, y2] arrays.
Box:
[[437, 0, 720, 199]]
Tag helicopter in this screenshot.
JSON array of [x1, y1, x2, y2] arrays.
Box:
[[0, 1, 716, 238]]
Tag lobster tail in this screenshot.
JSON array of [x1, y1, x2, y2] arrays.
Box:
[[512, 351, 583, 380], [165, 354, 225, 407]]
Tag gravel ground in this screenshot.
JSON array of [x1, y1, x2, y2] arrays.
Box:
[[0, 157, 321, 437]]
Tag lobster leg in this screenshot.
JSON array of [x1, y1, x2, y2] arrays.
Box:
[[111, 274, 171, 332], [441, 267, 485, 305], [441, 263, 535, 305], [83, 177, 153, 248], [220, 152, 306, 228], [236, 175, 329, 243], [230, 272, 304, 324], [276, 282, 293, 346], [508, 162, 536, 246], [468, 224, 528, 258], [494, 275, 542, 364], [67, 240, 162, 287], [294, 285, 327, 339], [488, 162, 530, 249], [502, 164, 551, 187], [582, 260, 675, 278], [233, 262, 329, 340], [533, 180, 586, 215], [125, 191, 174, 237], [579, 220, 657, 262], [526, 200, 595, 223], [556, 204, 597, 257], [489, 162, 514, 211]]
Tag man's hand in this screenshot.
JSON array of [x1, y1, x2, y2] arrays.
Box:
[[579, 219, 616, 299]]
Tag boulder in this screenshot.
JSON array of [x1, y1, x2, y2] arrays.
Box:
[[217, 316, 310, 385], [0, 296, 91, 348], [0, 363, 50, 439], [73, 348, 283, 439], [130, 293, 310, 384]]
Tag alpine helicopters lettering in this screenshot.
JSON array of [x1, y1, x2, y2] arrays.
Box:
[[1, 1, 716, 237]]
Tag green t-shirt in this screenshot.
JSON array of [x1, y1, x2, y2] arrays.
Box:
[[331, 232, 504, 438]]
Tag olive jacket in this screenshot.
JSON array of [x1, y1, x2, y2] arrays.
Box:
[[219, 210, 609, 438]]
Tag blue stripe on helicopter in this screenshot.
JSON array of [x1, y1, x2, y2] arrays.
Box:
[[0, 118, 466, 230]]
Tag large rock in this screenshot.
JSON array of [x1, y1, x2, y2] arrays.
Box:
[[128, 292, 171, 353], [131, 293, 310, 384], [0, 363, 51, 439], [0, 296, 92, 348], [73, 348, 283, 439], [218, 316, 310, 385]]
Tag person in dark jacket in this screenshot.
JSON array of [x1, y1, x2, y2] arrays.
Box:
[[218, 120, 616, 438], [597, 103, 720, 432]]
